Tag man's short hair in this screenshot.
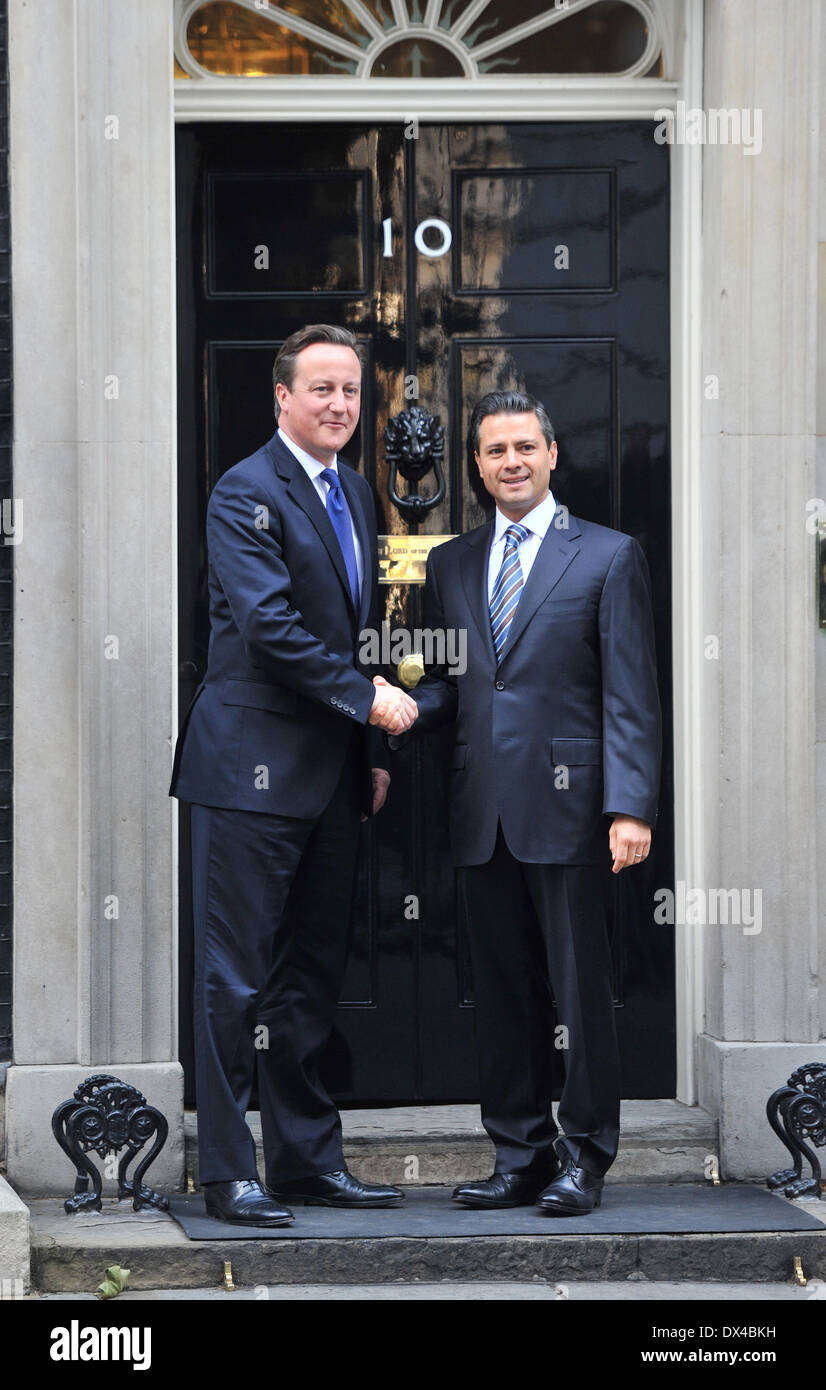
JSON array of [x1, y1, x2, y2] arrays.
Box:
[[468, 390, 555, 455], [273, 324, 363, 421]]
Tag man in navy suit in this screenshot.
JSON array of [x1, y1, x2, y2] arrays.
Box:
[[404, 390, 662, 1214], [170, 324, 417, 1225]]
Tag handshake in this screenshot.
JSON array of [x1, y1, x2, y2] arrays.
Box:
[[368, 675, 418, 735]]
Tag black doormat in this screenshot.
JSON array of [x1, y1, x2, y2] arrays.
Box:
[[167, 1184, 826, 1241]]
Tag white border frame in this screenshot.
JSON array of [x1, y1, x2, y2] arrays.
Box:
[[172, 0, 705, 1105], [175, 75, 678, 121]]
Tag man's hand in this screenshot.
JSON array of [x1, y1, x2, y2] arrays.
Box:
[[368, 675, 418, 735], [361, 767, 391, 822], [609, 815, 651, 874]]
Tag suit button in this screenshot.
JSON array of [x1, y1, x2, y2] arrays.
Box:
[[495, 680, 505, 691]]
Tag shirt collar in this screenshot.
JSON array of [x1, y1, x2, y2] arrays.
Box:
[[277, 426, 337, 479], [493, 488, 557, 543]]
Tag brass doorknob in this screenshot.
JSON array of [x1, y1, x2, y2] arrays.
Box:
[[397, 653, 425, 689]]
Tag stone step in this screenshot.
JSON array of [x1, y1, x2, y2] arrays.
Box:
[[0, 1171, 29, 1292], [185, 1101, 719, 1188], [28, 1189, 826, 1293]]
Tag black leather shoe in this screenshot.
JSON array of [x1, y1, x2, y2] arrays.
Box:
[[452, 1168, 558, 1209], [268, 1168, 404, 1208], [536, 1159, 604, 1215], [203, 1179, 294, 1227]]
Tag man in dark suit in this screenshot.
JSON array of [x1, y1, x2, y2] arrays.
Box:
[[404, 390, 661, 1214], [170, 324, 417, 1226]]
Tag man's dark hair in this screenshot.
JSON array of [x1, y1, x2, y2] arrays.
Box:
[[273, 324, 363, 420], [467, 390, 555, 455]]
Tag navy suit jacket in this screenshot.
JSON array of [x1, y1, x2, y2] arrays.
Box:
[[410, 510, 662, 866], [169, 430, 384, 818]]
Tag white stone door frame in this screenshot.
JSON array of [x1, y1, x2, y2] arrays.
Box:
[[7, 0, 185, 1199], [172, 0, 706, 1105]]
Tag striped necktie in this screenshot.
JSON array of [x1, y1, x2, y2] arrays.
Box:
[[490, 522, 529, 660]]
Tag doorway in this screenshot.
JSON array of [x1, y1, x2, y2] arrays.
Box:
[[175, 119, 674, 1104]]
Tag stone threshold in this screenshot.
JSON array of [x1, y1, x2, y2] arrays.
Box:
[[185, 1100, 719, 1187]]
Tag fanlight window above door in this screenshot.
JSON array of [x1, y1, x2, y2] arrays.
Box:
[[175, 0, 663, 80]]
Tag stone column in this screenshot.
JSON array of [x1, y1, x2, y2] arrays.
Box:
[[697, 0, 826, 1176], [4, 0, 183, 1193]]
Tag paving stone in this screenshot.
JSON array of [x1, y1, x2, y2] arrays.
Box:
[[22, 1279, 823, 1301]]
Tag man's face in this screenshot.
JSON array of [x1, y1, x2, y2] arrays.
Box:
[[475, 411, 557, 520], [276, 342, 362, 464]]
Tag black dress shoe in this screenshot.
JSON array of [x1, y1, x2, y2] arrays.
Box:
[[536, 1158, 604, 1215], [203, 1179, 294, 1227], [452, 1169, 557, 1209], [268, 1168, 404, 1208]]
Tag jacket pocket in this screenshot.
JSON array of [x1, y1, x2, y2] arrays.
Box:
[[534, 595, 590, 614], [550, 737, 601, 765], [217, 678, 297, 715]]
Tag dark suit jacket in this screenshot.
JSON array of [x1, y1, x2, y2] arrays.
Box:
[[410, 510, 662, 866], [169, 430, 384, 818]]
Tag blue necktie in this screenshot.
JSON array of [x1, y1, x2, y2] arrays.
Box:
[[320, 467, 360, 610], [490, 523, 529, 660]]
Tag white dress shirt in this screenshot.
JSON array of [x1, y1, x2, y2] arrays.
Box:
[[277, 426, 364, 594], [487, 489, 558, 600]]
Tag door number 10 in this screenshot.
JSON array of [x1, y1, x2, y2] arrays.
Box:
[[382, 217, 453, 259]]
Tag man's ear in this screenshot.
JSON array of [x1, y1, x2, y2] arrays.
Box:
[[275, 382, 290, 414], [475, 450, 483, 477]]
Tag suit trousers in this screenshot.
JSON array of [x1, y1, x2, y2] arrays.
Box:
[[460, 823, 620, 1178], [190, 734, 362, 1185]]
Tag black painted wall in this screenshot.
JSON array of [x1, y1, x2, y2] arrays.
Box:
[[0, 0, 12, 1062]]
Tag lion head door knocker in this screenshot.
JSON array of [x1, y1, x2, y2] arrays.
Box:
[[385, 406, 446, 521]]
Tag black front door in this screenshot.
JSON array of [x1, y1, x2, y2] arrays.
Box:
[[175, 119, 674, 1106]]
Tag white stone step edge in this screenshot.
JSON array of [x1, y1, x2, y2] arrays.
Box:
[[0, 1171, 30, 1295]]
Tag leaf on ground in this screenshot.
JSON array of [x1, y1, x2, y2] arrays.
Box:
[[97, 1264, 130, 1299]]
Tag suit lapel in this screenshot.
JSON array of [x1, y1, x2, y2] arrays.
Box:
[[266, 432, 359, 621], [459, 521, 496, 663], [497, 516, 582, 663]]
